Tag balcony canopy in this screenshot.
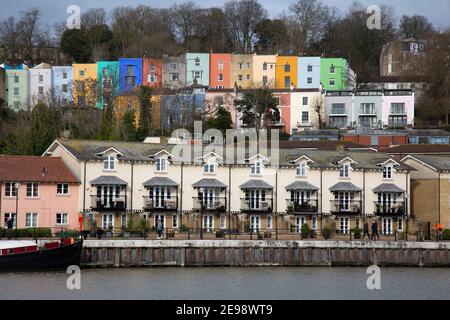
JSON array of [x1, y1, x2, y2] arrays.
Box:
[[286, 181, 319, 191], [373, 183, 405, 193], [329, 182, 362, 192], [90, 175, 128, 186], [143, 177, 178, 187], [240, 179, 273, 190], [192, 178, 227, 189]]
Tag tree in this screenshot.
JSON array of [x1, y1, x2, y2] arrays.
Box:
[[224, 0, 267, 53], [60, 28, 91, 62], [399, 15, 433, 39], [170, 2, 203, 48], [254, 19, 290, 54], [30, 103, 62, 155], [137, 86, 153, 140], [234, 88, 279, 136], [121, 109, 137, 141], [207, 106, 233, 134], [81, 8, 113, 61]]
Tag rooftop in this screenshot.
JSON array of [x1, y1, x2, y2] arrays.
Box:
[[386, 144, 450, 155]]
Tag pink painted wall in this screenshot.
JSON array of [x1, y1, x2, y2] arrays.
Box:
[[382, 93, 415, 126], [1, 183, 80, 231], [273, 92, 291, 134]]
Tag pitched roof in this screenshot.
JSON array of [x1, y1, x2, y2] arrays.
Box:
[[192, 178, 227, 188], [373, 183, 405, 193], [403, 155, 450, 171], [143, 177, 179, 187], [0, 156, 79, 183], [240, 179, 273, 189], [329, 182, 362, 192], [285, 181, 319, 191], [386, 144, 450, 155], [89, 176, 128, 186]]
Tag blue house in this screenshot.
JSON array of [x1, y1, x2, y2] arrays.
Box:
[[118, 58, 143, 95], [52, 66, 73, 106], [298, 57, 321, 89]]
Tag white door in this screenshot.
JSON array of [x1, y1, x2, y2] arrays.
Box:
[[155, 214, 165, 229], [383, 218, 393, 235], [203, 215, 214, 232], [295, 216, 306, 233], [102, 214, 114, 229], [250, 215, 261, 232], [202, 188, 219, 209], [340, 217, 349, 234]]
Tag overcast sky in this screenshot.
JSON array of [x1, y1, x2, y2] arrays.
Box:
[[1, 0, 449, 29]]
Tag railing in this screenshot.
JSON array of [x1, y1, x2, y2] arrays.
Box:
[[330, 200, 362, 214], [240, 198, 273, 212], [374, 201, 406, 216], [269, 119, 286, 127], [193, 197, 227, 212], [286, 199, 318, 213], [143, 196, 178, 211], [90, 195, 126, 211]]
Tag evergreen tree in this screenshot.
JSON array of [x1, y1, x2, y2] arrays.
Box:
[[30, 103, 62, 155], [137, 86, 153, 140], [121, 109, 137, 141], [206, 106, 233, 134]]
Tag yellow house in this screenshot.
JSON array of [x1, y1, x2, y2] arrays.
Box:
[[275, 56, 298, 89], [231, 54, 253, 89], [73, 64, 98, 108], [115, 95, 141, 128]]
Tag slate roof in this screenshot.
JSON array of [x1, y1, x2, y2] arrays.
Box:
[[240, 180, 273, 189], [192, 178, 227, 188], [329, 182, 362, 192], [285, 181, 319, 191], [90, 176, 128, 185], [373, 183, 405, 193], [143, 177, 179, 187], [404, 155, 450, 171], [387, 144, 450, 155]]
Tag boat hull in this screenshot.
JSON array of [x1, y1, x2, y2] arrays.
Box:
[[0, 240, 83, 272]]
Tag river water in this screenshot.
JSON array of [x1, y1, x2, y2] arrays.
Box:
[[0, 267, 449, 300]]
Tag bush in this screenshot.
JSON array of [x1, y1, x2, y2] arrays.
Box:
[[7, 228, 52, 238], [301, 223, 310, 238], [321, 226, 332, 240], [352, 227, 361, 239], [443, 229, 450, 240], [55, 230, 80, 238], [179, 224, 189, 232]]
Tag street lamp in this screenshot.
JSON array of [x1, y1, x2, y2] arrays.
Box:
[[14, 182, 20, 239]]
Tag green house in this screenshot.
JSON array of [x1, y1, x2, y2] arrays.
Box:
[[5, 68, 29, 111], [97, 61, 119, 110], [320, 58, 348, 91]]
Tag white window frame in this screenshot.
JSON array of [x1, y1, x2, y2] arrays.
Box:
[[26, 182, 39, 198], [340, 164, 350, 178], [398, 218, 404, 232], [170, 73, 179, 81], [202, 215, 214, 232], [203, 162, 215, 174], [251, 161, 261, 175], [339, 217, 349, 234], [57, 183, 69, 195], [155, 158, 167, 172], [295, 216, 306, 233], [267, 215, 273, 230], [56, 213, 68, 225], [3, 213, 16, 228], [103, 156, 116, 171], [296, 163, 307, 176], [4, 182, 17, 197], [218, 74, 223, 82], [26, 213, 38, 228], [383, 165, 393, 179], [301, 111, 309, 124], [383, 218, 393, 235], [220, 213, 226, 230], [218, 62, 224, 70], [121, 213, 127, 228], [312, 216, 317, 230], [102, 214, 114, 229]]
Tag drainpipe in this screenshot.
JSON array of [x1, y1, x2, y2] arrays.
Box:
[[438, 172, 441, 224], [130, 161, 134, 222], [405, 170, 409, 236], [275, 171, 278, 234], [362, 169, 365, 219], [320, 167, 323, 230], [180, 162, 184, 227], [228, 165, 232, 234], [83, 161, 87, 212]]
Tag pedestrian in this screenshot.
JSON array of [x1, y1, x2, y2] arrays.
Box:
[[6, 216, 14, 239], [362, 220, 370, 240], [156, 218, 163, 239], [371, 220, 380, 240]]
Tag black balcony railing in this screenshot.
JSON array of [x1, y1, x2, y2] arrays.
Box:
[[330, 200, 361, 214], [193, 197, 227, 212], [286, 199, 318, 213], [90, 195, 126, 211], [374, 201, 406, 216], [143, 196, 178, 211], [240, 198, 273, 212]]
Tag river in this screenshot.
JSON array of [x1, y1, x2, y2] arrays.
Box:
[[0, 267, 449, 300]]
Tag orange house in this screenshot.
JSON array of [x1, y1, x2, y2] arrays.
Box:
[[143, 58, 163, 88], [275, 56, 298, 89], [209, 53, 231, 89]]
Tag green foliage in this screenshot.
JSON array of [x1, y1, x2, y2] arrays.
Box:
[[179, 225, 189, 232], [301, 223, 310, 238], [443, 229, 450, 240], [139, 217, 148, 230], [60, 29, 91, 62], [30, 103, 62, 155], [1, 228, 53, 238], [352, 227, 361, 239], [206, 106, 233, 134], [55, 230, 80, 238], [321, 226, 332, 240], [137, 86, 153, 140], [121, 109, 137, 141]]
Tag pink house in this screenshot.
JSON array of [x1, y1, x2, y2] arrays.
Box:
[[273, 92, 291, 134], [382, 90, 415, 128], [0, 156, 80, 231]]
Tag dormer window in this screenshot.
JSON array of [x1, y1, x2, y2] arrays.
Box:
[[296, 163, 307, 176], [204, 162, 215, 173], [340, 164, 349, 177], [156, 158, 166, 172], [383, 166, 393, 179], [251, 161, 261, 175], [103, 156, 115, 170]]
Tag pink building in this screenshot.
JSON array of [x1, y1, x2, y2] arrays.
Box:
[[272, 92, 291, 134], [382, 90, 415, 128], [0, 156, 80, 231]]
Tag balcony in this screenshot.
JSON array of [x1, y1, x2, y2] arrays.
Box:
[[143, 196, 178, 211], [374, 201, 405, 216], [286, 199, 318, 213], [330, 200, 361, 214], [193, 197, 227, 212], [240, 198, 273, 213], [269, 118, 286, 128], [90, 195, 126, 211]]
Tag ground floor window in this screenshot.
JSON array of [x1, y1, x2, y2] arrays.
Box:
[[398, 218, 404, 232], [121, 213, 127, 228], [312, 216, 317, 230], [383, 218, 393, 235], [250, 215, 261, 232], [220, 214, 226, 229], [102, 214, 114, 229], [267, 215, 273, 229], [172, 214, 178, 228], [355, 218, 360, 229], [3, 213, 16, 228], [339, 217, 349, 234], [203, 215, 214, 232], [154, 214, 165, 229], [56, 213, 68, 225], [25, 213, 38, 228], [295, 216, 306, 233]]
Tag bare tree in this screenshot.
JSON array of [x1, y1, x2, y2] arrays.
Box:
[[224, 0, 267, 53], [399, 15, 434, 39], [170, 2, 203, 45], [311, 95, 325, 129]]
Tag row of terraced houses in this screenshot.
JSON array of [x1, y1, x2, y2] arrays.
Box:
[[2, 138, 449, 238]]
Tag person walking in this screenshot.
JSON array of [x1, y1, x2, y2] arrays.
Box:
[[362, 221, 370, 240], [371, 220, 380, 240], [6, 216, 14, 239], [156, 218, 163, 239]]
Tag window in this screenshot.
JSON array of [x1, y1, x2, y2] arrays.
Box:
[[218, 62, 224, 70], [246, 74, 250, 80], [339, 217, 349, 234], [38, 86, 44, 95], [14, 76, 19, 83], [263, 63, 267, 71], [238, 63, 243, 70], [360, 103, 376, 115], [102, 214, 114, 229], [148, 73, 157, 83], [172, 214, 178, 228], [391, 103, 405, 114], [204, 162, 215, 173], [3, 213, 16, 228], [284, 64, 290, 72], [156, 158, 166, 172], [13, 101, 19, 109], [13, 87, 19, 96], [312, 216, 317, 230], [170, 73, 179, 81], [383, 166, 393, 179], [195, 58, 200, 66], [295, 216, 306, 233], [149, 64, 155, 71], [39, 75, 44, 83], [26, 213, 38, 228], [262, 76, 268, 84], [302, 97, 308, 105], [78, 81, 85, 91], [62, 84, 68, 93], [5, 182, 17, 197], [238, 75, 243, 81], [398, 218, 404, 232], [307, 77, 312, 84], [382, 218, 393, 235], [246, 63, 251, 68], [301, 111, 309, 124], [296, 163, 307, 176], [329, 116, 347, 128], [251, 161, 261, 175], [170, 63, 177, 70], [330, 65, 335, 74], [63, 72, 67, 79], [220, 214, 226, 229], [56, 213, 68, 225], [273, 97, 280, 106], [307, 65, 313, 72], [26, 182, 39, 197], [103, 157, 115, 170], [127, 66, 134, 76], [331, 103, 346, 115], [330, 78, 335, 86], [193, 71, 201, 79], [340, 164, 349, 177], [121, 213, 127, 228], [267, 215, 273, 229], [57, 183, 69, 195], [218, 74, 223, 81], [284, 76, 290, 88], [79, 70, 85, 77]]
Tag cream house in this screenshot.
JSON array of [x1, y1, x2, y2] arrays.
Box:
[[43, 139, 412, 236]]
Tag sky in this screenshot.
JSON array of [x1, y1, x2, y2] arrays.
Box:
[[0, 0, 449, 29]]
